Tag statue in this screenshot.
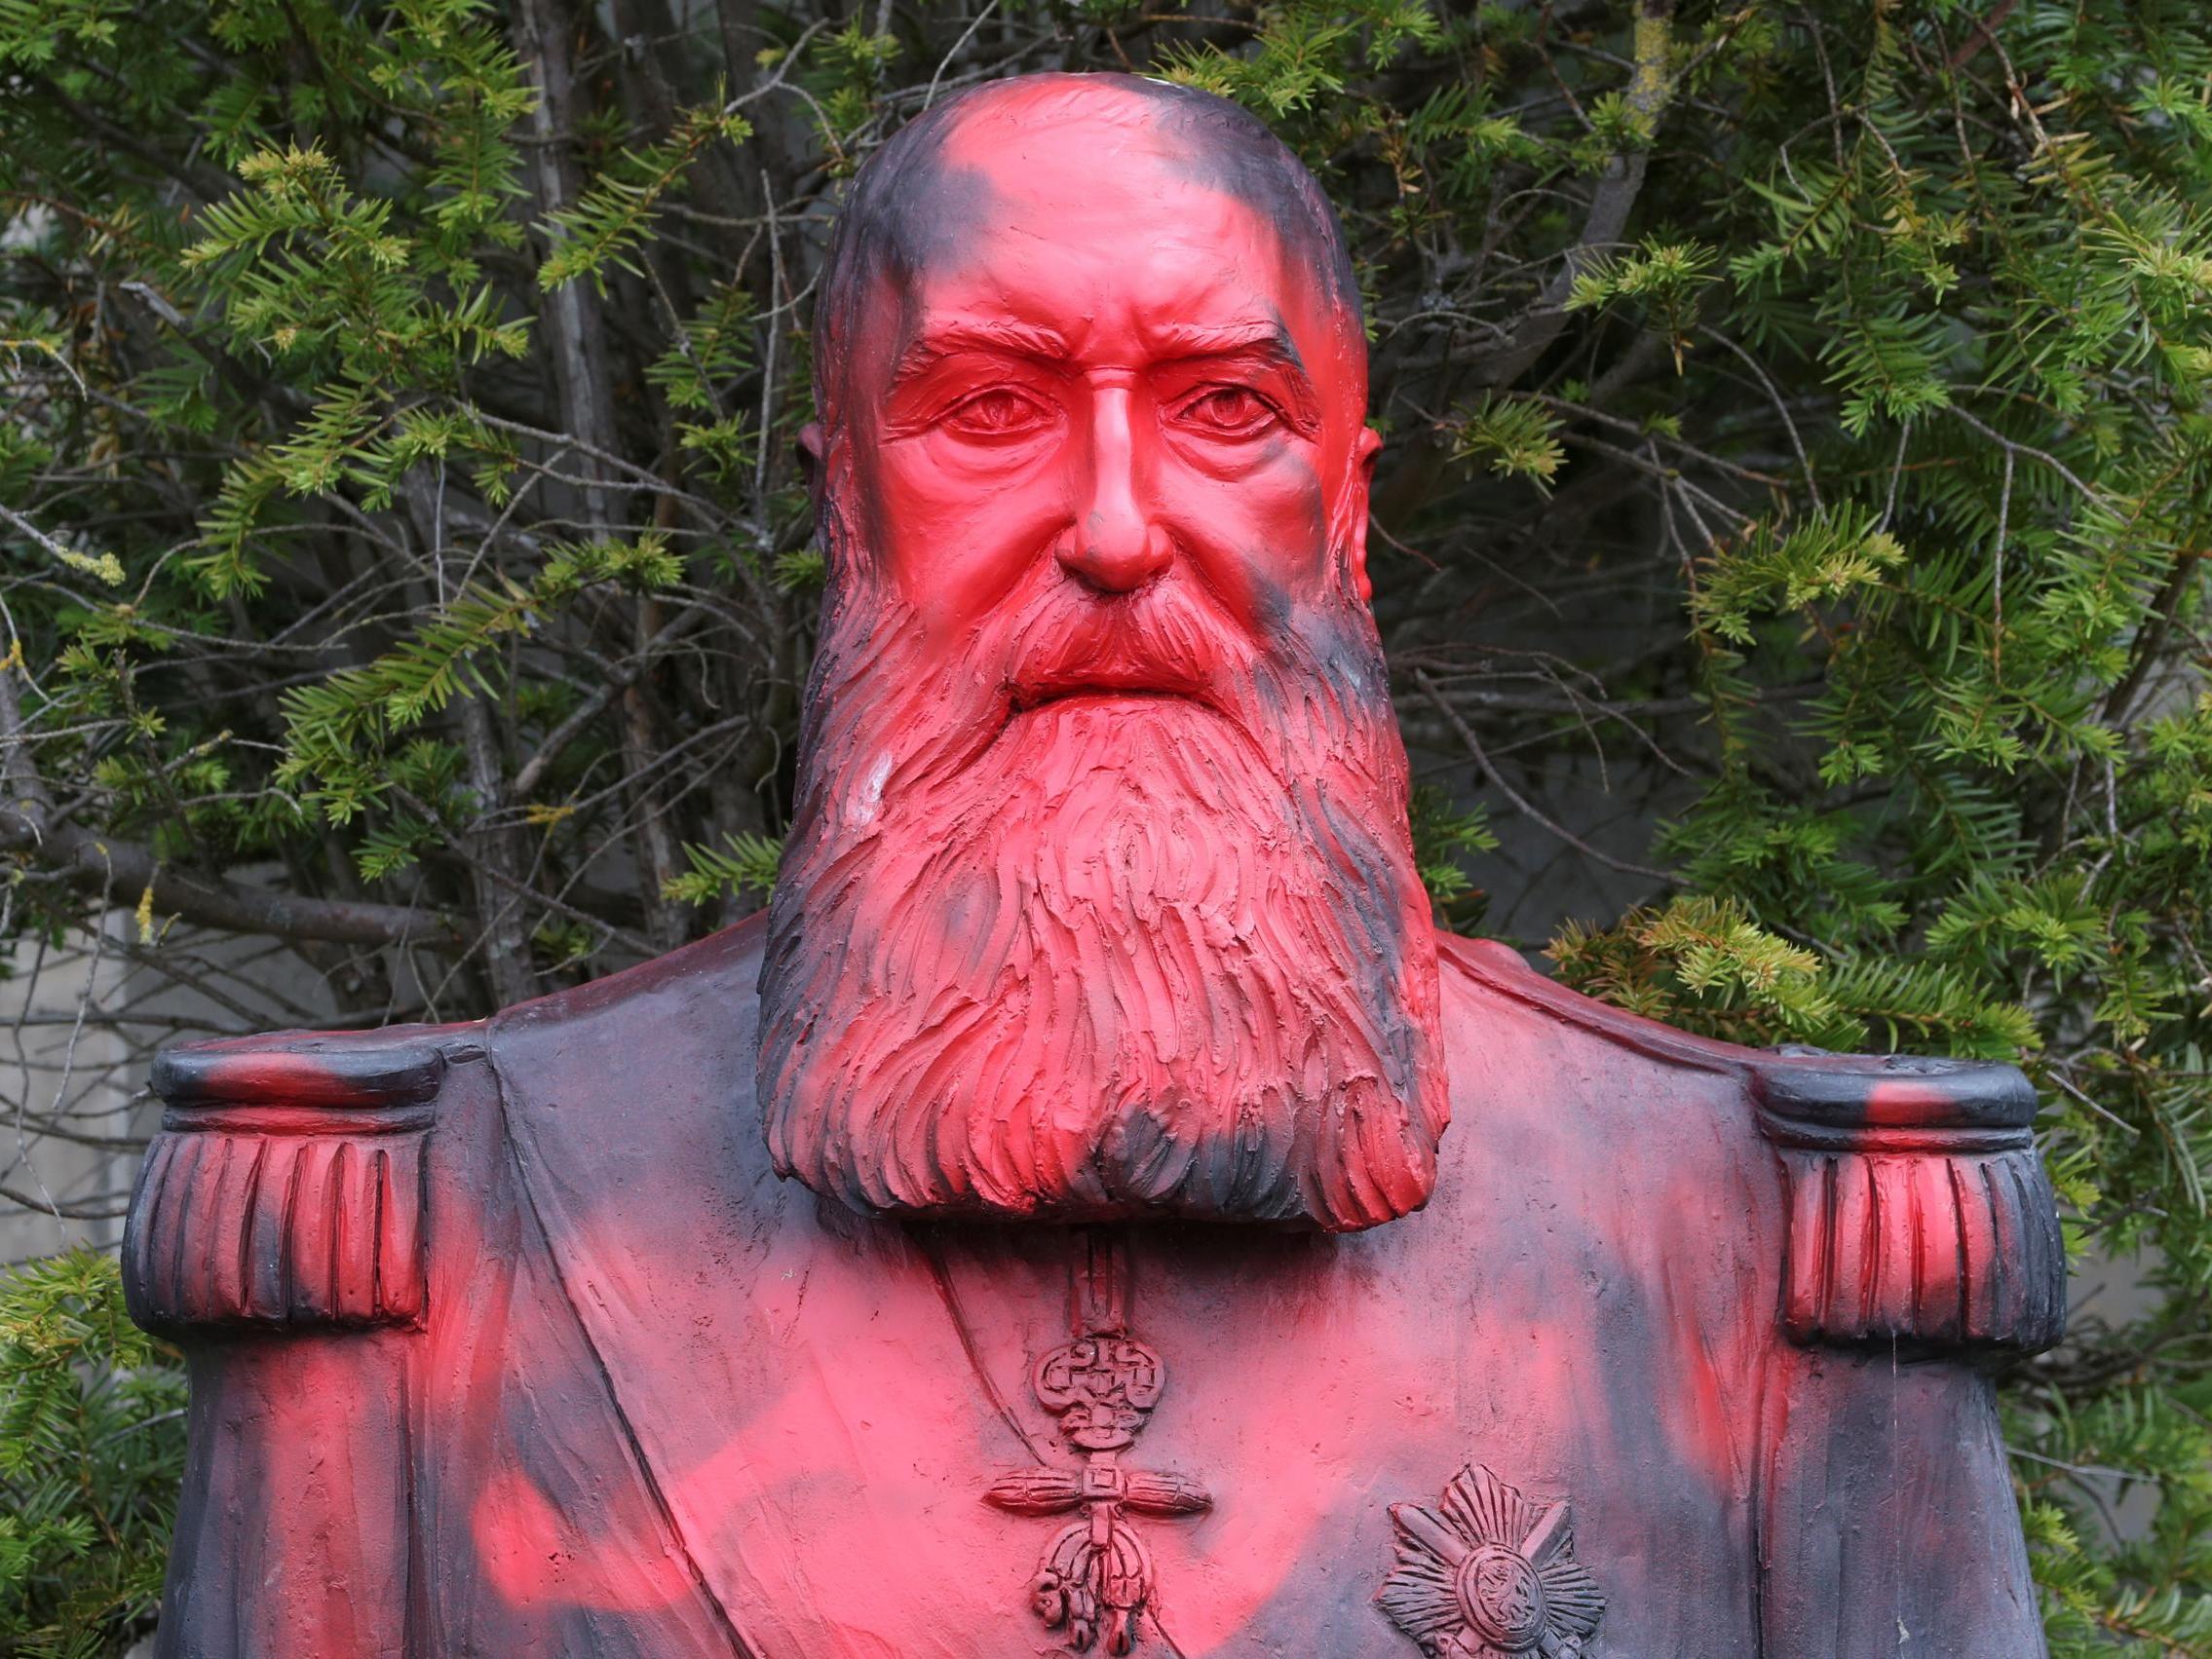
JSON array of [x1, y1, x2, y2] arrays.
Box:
[[124, 73, 2064, 1658]]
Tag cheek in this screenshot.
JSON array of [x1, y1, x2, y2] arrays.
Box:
[[869, 437, 1071, 627], [1160, 440, 1331, 620]]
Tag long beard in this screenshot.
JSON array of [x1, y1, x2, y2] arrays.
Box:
[[756, 513, 1447, 1232]]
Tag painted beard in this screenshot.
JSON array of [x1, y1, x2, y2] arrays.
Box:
[[755, 509, 1448, 1232]]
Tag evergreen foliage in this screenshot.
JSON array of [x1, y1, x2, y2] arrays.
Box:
[[0, 1250, 184, 1656], [4, 1, 2212, 1649]]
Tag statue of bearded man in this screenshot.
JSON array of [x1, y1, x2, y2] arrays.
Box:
[[126, 74, 2065, 1659]]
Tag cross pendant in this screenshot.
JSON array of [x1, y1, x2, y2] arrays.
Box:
[[982, 1231, 1211, 1654]]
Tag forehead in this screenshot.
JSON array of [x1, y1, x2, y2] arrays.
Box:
[[861, 86, 1341, 361]]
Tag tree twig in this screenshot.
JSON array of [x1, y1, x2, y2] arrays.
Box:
[[1413, 669, 1679, 883], [1470, 1, 1679, 388]]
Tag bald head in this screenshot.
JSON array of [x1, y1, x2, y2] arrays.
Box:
[[815, 74, 1362, 425]]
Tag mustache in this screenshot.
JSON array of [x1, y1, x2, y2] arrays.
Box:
[[995, 576, 1257, 714]]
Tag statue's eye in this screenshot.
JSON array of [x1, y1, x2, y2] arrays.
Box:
[[940, 388, 1053, 440], [1173, 385, 1280, 439]]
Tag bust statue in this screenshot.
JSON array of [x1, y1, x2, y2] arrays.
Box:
[[125, 73, 2064, 1659]]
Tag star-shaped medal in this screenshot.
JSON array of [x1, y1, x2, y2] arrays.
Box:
[[1377, 1463, 1605, 1657]]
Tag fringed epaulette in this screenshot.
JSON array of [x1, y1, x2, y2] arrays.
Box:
[[123, 1026, 470, 1334], [1752, 1049, 2065, 1355]]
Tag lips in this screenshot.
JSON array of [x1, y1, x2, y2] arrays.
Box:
[[1010, 675, 1208, 712]]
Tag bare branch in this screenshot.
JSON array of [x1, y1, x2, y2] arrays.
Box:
[[1468, 1, 1679, 389], [1412, 670, 1680, 884]]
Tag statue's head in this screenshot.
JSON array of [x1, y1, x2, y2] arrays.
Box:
[[756, 73, 1448, 1232]]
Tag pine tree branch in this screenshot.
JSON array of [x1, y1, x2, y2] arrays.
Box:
[[509, 601, 713, 798], [0, 773, 446, 949], [394, 480, 539, 1003], [1947, 1, 2022, 70], [1468, 0, 1679, 389], [31, 77, 235, 204], [0, 575, 447, 950], [2100, 549, 2203, 728]]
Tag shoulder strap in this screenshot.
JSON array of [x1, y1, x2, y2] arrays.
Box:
[[1752, 1048, 2065, 1353], [124, 1024, 476, 1334]]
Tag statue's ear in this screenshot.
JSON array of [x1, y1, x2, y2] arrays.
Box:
[[797, 421, 825, 492], [1349, 425, 1383, 604]]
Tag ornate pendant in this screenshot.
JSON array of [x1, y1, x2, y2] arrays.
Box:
[[982, 1233, 1209, 1655], [1377, 1464, 1605, 1658]]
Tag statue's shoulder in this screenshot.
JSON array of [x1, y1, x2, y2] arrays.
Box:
[[484, 914, 765, 1125], [123, 1016, 482, 1337], [122, 919, 768, 1339], [1434, 930, 2064, 1355], [489, 911, 765, 1040]]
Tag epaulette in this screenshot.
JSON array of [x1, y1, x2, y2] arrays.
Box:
[[1751, 1047, 2065, 1355], [123, 1024, 476, 1335], [1439, 938, 2067, 1358]]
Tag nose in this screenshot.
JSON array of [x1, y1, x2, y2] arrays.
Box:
[[1059, 385, 1171, 594]]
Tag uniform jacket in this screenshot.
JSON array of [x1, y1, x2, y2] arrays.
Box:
[[125, 918, 2064, 1657]]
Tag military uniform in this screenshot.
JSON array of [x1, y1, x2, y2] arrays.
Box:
[[127, 919, 2062, 1657]]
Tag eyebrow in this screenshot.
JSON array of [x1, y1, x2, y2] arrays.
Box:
[[892, 318, 1074, 385], [1145, 319, 1303, 362]]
